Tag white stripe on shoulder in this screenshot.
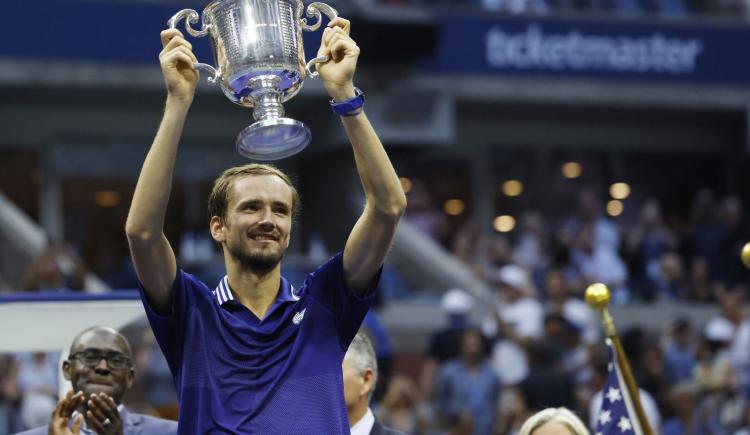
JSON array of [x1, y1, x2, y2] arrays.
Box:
[[214, 276, 232, 304], [290, 284, 300, 301]]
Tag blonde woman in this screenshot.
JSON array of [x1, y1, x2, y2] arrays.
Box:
[[519, 407, 591, 435]]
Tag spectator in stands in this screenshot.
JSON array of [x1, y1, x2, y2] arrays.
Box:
[[0, 355, 21, 433], [484, 264, 544, 386], [569, 223, 629, 304], [685, 256, 714, 302], [519, 339, 577, 412], [519, 407, 590, 435], [540, 312, 589, 380], [419, 288, 475, 398], [435, 328, 500, 435], [686, 189, 723, 283], [653, 252, 688, 301], [513, 211, 549, 274], [376, 375, 430, 435], [716, 195, 750, 286], [14, 326, 176, 435], [663, 318, 696, 384], [625, 198, 678, 301], [690, 318, 745, 434], [661, 381, 700, 435], [564, 188, 621, 252], [734, 401, 750, 435], [132, 328, 178, 420], [15, 352, 59, 430], [342, 332, 404, 435], [543, 268, 600, 347], [705, 289, 750, 395], [405, 180, 451, 247], [22, 240, 86, 291], [450, 223, 481, 270], [496, 387, 532, 435], [477, 233, 514, 282]]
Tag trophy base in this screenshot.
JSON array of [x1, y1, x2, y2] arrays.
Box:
[[235, 118, 311, 161]]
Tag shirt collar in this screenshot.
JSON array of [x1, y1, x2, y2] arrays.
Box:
[[350, 408, 375, 435], [213, 275, 299, 306]]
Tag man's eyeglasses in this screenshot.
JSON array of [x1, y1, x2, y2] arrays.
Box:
[[68, 350, 131, 370]]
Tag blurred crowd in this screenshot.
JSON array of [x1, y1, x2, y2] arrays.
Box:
[[380, 182, 750, 434], [408, 183, 749, 304], [367, 279, 750, 434]]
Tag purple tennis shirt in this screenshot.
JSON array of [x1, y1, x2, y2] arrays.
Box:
[[138, 253, 377, 434]]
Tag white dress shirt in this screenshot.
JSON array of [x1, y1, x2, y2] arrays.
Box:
[[350, 407, 375, 435]]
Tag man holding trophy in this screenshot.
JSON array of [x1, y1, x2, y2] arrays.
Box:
[[125, 1, 406, 432]]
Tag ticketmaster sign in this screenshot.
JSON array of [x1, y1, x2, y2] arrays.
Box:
[[428, 16, 750, 86], [486, 25, 703, 74]]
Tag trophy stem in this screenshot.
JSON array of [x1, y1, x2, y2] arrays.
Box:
[[248, 75, 285, 122], [236, 74, 311, 161]]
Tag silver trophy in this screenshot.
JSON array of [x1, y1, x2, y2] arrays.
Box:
[[168, 0, 338, 160]]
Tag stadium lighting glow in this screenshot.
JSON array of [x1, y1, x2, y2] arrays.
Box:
[[399, 177, 412, 194], [95, 191, 120, 207], [607, 200, 624, 217], [443, 199, 465, 216], [493, 215, 516, 232], [501, 180, 523, 197], [609, 182, 631, 200], [562, 162, 582, 179]]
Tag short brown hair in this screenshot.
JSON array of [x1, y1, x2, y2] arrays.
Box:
[[207, 163, 300, 225]]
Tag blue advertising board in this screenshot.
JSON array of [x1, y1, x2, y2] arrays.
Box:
[[426, 15, 750, 85]]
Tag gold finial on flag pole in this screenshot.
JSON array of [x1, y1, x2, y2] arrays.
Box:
[[741, 242, 750, 269], [585, 283, 654, 435]]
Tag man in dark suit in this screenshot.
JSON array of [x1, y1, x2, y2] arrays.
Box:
[[15, 326, 176, 435], [343, 332, 404, 435]]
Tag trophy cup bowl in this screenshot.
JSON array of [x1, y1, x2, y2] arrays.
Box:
[[168, 0, 338, 160]]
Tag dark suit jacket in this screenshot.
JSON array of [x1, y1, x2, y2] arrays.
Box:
[[370, 418, 407, 435], [14, 407, 177, 435]]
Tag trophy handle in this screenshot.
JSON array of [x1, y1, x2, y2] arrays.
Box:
[[301, 3, 339, 79], [300, 3, 338, 32], [167, 9, 221, 84]]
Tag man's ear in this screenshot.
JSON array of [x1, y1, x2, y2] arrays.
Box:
[[62, 360, 72, 381], [361, 368, 376, 398], [126, 367, 135, 390], [210, 216, 226, 243]]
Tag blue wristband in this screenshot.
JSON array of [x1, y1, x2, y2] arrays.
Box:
[[330, 88, 365, 116]]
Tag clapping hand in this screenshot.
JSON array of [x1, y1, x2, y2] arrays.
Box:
[[85, 393, 124, 435], [47, 390, 84, 435]]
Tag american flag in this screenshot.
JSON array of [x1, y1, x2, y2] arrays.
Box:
[[594, 339, 645, 435]]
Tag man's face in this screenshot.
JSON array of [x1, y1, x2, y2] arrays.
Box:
[[460, 330, 483, 363], [63, 331, 134, 404], [342, 356, 363, 412], [212, 174, 293, 274]]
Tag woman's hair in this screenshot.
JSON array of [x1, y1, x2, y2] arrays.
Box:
[[519, 407, 591, 435]]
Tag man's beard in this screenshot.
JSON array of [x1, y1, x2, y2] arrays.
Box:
[[228, 244, 285, 276]]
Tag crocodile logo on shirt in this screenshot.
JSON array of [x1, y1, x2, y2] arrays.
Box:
[[293, 308, 306, 325]]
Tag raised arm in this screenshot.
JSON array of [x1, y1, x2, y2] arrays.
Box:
[[125, 29, 198, 312], [316, 19, 407, 295]]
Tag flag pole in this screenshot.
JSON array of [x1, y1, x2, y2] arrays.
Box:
[[585, 283, 654, 435]]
